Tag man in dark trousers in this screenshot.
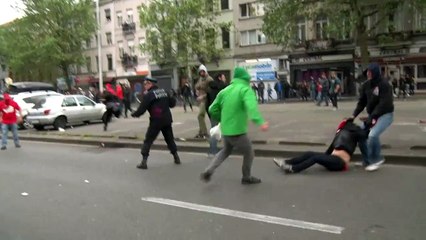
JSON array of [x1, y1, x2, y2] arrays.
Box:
[[131, 77, 180, 169]]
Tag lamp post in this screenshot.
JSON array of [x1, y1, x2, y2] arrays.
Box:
[[95, 0, 103, 93]]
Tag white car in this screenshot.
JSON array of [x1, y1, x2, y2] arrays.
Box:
[[10, 91, 62, 129], [27, 95, 107, 130]]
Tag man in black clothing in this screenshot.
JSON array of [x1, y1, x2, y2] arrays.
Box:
[[131, 77, 180, 169], [349, 63, 394, 172], [273, 119, 367, 173]]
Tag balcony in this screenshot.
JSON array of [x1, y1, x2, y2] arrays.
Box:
[[121, 53, 138, 68], [122, 22, 136, 35]]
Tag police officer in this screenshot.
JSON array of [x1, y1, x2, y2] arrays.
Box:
[[131, 77, 180, 169]]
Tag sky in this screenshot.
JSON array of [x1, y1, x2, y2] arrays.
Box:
[[0, 0, 24, 25]]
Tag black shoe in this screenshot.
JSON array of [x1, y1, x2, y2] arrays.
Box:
[[1, 146, 6, 150], [15, 144, 21, 148], [137, 159, 148, 169], [241, 176, 261, 185], [103, 125, 107, 131], [200, 172, 212, 182], [173, 153, 181, 165]]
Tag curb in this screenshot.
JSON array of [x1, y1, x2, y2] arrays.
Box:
[[18, 135, 426, 167]]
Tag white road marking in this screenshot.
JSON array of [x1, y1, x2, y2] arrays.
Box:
[[141, 197, 344, 234]]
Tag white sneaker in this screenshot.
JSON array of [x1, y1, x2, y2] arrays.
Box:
[[375, 158, 385, 166], [273, 158, 284, 168], [365, 164, 380, 172]]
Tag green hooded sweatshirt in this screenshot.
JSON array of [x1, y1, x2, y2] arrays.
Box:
[[208, 67, 265, 136]]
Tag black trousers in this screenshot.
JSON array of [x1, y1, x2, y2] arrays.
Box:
[[329, 93, 338, 108], [286, 151, 346, 173], [141, 123, 177, 159], [103, 108, 114, 128], [123, 100, 133, 117]]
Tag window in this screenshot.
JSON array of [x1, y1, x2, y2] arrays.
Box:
[[85, 57, 91, 73], [106, 32, 112, 45], [221, 0, 229, 10], [221, 27, 230, 49], [127, 9, 133, 23], [296, 18, 306, 42], [105, 9, 111, 21], [315, 16, 328, 40], [76, 96, 95, 106], [118, 41, 124, 57], [418, 65, 426, 78], [62, 97, 78, 107], [107, 54, 113, 71], [240, 30, 265, 46], [85, 39, 91, 48], [240, 3, 263, 18], [128, 40, 135, 55], [117, 11, 123, 26]]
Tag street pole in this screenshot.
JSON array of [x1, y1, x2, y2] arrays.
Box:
[[96, 0, 103, 93]]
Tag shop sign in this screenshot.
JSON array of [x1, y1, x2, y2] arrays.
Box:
[[238, 60, 277, 81], [379, 49, 408, 56], [292, 56, 322, 63]]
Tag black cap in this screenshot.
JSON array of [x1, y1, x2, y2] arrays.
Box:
[[145, 77, 158, 83]]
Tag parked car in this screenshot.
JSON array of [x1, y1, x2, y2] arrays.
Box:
[[8, 82, 56, 94], [27, 95, 106, 130], [10, 91, 62, 129]]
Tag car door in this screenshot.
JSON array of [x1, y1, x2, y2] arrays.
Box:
[[61, 96, 82, 123], [75, 96, 97, 121]]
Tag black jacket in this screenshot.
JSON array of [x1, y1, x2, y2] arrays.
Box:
[[325, 121, 368, 156], [353, 63, 394, 121], [206, 80, 227, 115], [132, 86, 176, 125]]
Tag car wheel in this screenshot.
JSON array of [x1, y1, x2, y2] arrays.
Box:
[[33, 125, 44, 131], [53, 116, 67, 130]]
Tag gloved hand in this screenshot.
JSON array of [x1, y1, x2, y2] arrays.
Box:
[[344, 116, 354, 122], [365, 118, 377, 129]]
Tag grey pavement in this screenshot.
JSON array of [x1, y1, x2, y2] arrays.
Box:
[[0, 142, 425, 240], [20, 98, 426, 158]]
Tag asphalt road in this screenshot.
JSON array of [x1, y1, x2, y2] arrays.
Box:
[[0, 142, 425, 240]]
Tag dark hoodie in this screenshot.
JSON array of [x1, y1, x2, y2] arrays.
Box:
[[325, 120, 368, 156], [206, 78, 227, 117], [353, 63, 394, 121]]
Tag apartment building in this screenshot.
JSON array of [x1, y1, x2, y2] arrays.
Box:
[[0, 57, 8, 92], [78, 0, 149, 88]]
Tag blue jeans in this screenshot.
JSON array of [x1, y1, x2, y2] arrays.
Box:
[[358, 113, 393, 165], [2, 123, 20, 147], [209, 119, 219, 155]]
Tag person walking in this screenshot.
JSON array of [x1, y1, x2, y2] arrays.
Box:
[[200, 67, 269, 185], [274, 81, 283, 101], [132, 77, 180, 169], [348, 63, 394, 171], [257, 81, 265, 104], [0, 93, 22, 150], [194, 64, 213, 139], [317, 72, 330, 106], [102, 83, 120, 131], [123, 84, 133, 118], [206, 73, 227, 156], [329, 71, 341, 110], [180, 78, 193, 113], [310, 77, 316, 101]]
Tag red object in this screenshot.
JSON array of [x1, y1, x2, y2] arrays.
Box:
[[336, 120, 347, 132], [116, 84, 123, 100], [106, 83, 116, 95], [44, 109, 51, 115], [0, 94, 21, 124]]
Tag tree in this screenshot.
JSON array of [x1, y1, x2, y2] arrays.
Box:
[[262, 0, 426, 68], [0, 0, 96, 88], [139, 0, 229, 79]]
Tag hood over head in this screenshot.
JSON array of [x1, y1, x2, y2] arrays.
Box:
[[198, 64, 208, 74], [232, 67, 251, 83], [364, 63, 381, 83], [3, 93, 11, 105]]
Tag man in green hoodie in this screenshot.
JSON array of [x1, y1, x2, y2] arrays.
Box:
[[200, 67, 269, 185]]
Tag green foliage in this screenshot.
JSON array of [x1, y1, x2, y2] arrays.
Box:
[[139, 0, 229, 73], [0, 0, 96, 86], [262, 0, 426, 64]]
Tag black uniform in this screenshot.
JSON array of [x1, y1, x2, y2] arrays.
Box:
[[132, 85, 178, 162]]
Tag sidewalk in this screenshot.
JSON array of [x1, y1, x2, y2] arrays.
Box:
[[17, 99, 426, 165]]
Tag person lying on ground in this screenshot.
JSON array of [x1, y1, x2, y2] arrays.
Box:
[[273, 119, 368, 173]]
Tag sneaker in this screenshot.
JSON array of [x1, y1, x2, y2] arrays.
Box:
[[15, 144, 21, 148], [241, 176, 262, 185], [200, 172, 212, 182], [273, 158, 284, 168], [374, 158, 385, 166], [173, 153, 181, 165], [136, 159, 148, 169], [365, 164, 380, 172], [1, 146, 6, 150]]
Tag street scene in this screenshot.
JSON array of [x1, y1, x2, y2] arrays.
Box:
[[1, 0, 426, 239]]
